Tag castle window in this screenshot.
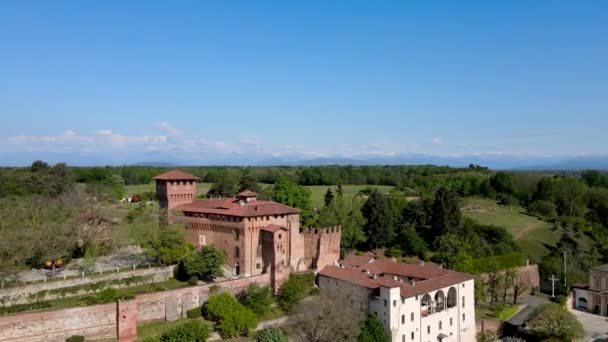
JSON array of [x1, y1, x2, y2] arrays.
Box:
[[462, 313, 465, 321], [411, 312, 414, 321], [401, 315, 405, 324], [256, 263, 260, 269], [393, 300, 397, 307], [278, 234, 282, 239], [438, 321, 442, 330], [450, 318, 453, 326], [411, 332, 414, 340], [427, 325, 430, 334]]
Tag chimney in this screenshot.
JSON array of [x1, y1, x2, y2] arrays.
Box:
[[412, 280, 416, 287], [419, 261, 425, 267]]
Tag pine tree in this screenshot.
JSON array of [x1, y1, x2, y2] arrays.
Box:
[[430, 187, 461, 236], [323, 187, 334, 207], [358, 313, 389, 342], [362, 190, 393, 249]]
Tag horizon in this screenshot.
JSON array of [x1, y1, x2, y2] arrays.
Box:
[[1, 2, 607, 167]]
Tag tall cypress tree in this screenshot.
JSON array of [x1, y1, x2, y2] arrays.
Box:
[[430, 186, 462, 236], [323, 187, 334, 207], [362, 190, 393, 249]]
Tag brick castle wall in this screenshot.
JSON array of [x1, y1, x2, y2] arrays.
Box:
[[0, 274, 270, 342], [301, 226, 341, 271]]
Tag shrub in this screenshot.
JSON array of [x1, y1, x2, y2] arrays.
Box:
[[65, 336, 85, 342], [238, 283, 273, 317], [384, 247, 402, 258], [203, 293, 257, 338], [553, 295, 567, 307], [96, 288, 118, 303], [309, 287, 321, 296], [358, 313, 389, 342], [256, 327, 288, 342], [159, 320, 209, 342], [278, 272, 315, 312], [188, 277, 199, 286], [528, 303, 584, 341], [186, 306, 202, 318], [77, 296, 99, 306]]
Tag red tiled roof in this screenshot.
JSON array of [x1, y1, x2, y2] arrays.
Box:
[[174, 198, 300, 217], [152, 170, 200, 181], [261, 224, 287, 233], [238, 190, 258, 197], [319, 259, 474, 299], [342, 255, 375, 269]]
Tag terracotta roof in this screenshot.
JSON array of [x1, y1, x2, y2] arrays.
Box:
[[319, 259, 474, 299], [153, 170, 200, 181], [572, 283, 589, 290], [261, 224, 287, 233], [174, 198, 300, 217], [342, 255, 375, 269], [238, 190, 258, 197]]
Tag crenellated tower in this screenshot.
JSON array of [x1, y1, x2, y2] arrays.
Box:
[[153, 170, 199, 223]]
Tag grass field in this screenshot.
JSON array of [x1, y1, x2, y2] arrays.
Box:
[[306, 184, 394, 208], [125, 183, 394, 208], [462, 198, 594, 262]]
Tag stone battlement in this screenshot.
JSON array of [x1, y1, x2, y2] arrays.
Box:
[[301, 225, 341, 234]]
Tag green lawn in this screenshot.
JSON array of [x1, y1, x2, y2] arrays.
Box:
[[462, 198, 549, 239], [306, 184, 394, 208], [462, 198, 595, 263]]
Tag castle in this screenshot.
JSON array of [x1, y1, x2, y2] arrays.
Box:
[[153, 170, 341, 290]]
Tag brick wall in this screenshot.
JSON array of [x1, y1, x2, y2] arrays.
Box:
[[0, 274, 270, 342], [0, 266, 175, 307]]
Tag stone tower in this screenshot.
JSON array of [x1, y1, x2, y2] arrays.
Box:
[[153, 170, 199, 223]]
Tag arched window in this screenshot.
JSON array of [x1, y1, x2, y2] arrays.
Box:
[[421, 294, 432, 316], [577, 297, 588, 310], [447, 287, 457, 308], [235, 247, 240, 259], [435, 290, 445, 312]]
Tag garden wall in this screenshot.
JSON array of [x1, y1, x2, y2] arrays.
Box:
[[0, 266, 175, 307], [0, 274, 270, 342]]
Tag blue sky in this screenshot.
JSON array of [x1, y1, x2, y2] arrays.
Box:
[[1, 1, 607, 165]]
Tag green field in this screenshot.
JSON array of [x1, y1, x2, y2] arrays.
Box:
[[306, 184, 394, 208], [462, 198, 594, 262], [125, 183, 394, 208]]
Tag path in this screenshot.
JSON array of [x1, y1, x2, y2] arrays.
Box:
[[569, 306, 608, 341], [514, 221, 543, 240]]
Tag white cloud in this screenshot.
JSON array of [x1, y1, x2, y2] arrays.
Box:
[[156, 122, 184, 137], [431, 137, 444, 145]]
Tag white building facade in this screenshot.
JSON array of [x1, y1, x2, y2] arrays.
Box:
[[319, 257, 476, 342]]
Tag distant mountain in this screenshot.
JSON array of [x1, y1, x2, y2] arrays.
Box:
[[2, 150, 608, 170]]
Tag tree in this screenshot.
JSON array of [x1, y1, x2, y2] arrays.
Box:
[[394, 225, 427, 257], [238, 283, 273, 317], [362, 190, 393, 249], [358, 313, 389, 342], [291, 294, 363, 342], [256, 328, 288, 342], [528, 303, 584, 341], [317, 195, 366, 253], [323, 188, 334, 207], [430, 187, 461, 237], [181, 246, 226, 281], [272, 177, 315, 227], [148, 224, 193, 265], [208, 170, 240, 197], [159, 320, 209, 342], [239, 170, 261, 193], [278, 272, 315, 312], [203, 293, 258, 338], [490, 172, 514, 195]]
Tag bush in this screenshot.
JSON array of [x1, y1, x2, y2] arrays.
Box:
[[65, 336, 85, 342], [181, 245, 226, 281], [358, 313, 389, 342], [384, 247, 402, 258], [528, 303, 583, 341], [553, 295, 567, 307], [186, 306, 202, 318], [256, 327, 288, 342], [96, 288, 118, 303], [278, 272, 315, 312], [238, 283, 273, 317], [188, 277, 199, 286], [159, 320, 209, 342], [203, 293, 258, 338], [77, 296, 99, 306], [309, 287, 321, 296]]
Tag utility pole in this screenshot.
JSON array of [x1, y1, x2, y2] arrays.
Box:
[[550, 274, 557, 298], [563, 251, 567, 287]]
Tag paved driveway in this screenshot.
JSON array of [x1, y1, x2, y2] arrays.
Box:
[[570, 309, 608, 341]]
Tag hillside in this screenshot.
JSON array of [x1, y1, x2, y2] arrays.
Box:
[[462, 198, 594, 262]]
